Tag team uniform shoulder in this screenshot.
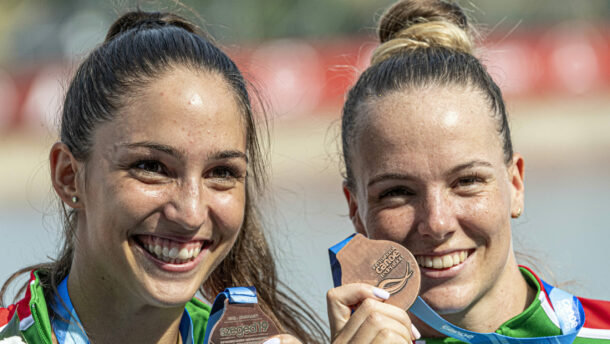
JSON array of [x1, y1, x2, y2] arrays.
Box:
[[0, 272, 35, 338], [576, 296, 610, 341]]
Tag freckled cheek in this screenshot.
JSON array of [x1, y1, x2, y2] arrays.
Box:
[[209, 190, 246, 238], [457, 194, 509, 238], [105, 183, 171, 226], [366, 207, 415, 242]]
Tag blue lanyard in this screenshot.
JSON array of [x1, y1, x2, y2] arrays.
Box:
[[51, 276, 194, 344], [203, 286, 259, 344], [328, 234, 586, 344], [410, 280, 585, 344]]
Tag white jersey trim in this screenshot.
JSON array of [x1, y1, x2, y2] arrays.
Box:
[[578, 327, 610, 340], [18, 315, 33, 332], [538, 289, 560, 328]]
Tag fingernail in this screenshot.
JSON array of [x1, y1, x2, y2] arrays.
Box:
[[263, 338, 280, 344], [411, 324, 421, 339], [372, 287, 390, 300]]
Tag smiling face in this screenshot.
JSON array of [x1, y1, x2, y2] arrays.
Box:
[[345, 85, 524, 314], [71, 67, 247, 307]]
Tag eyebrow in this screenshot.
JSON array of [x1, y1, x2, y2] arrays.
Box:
[[366, 160, 493, 188], [448, 160, 493, 175], [367, 173, 416, 188], [213, 150, 248, 162], [123, 142, 247, 162]]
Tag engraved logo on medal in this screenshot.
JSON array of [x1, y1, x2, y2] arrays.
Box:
[[372, 246, 414, 295]]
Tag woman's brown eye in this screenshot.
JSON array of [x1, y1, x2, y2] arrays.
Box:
[[379, 187, 414, 199], [458, 177, 476, 186], [456, 174, 484, 188], [134, 160, 166, 174], [209, 166, 237, 180]]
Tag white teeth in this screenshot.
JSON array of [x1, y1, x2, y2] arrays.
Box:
[[178, 248, 190, 260], [168, 247, 179, 259], [417, 251, 469, 270], [424, 257, 433, 268], [432, 257, 443, 269], [442, 255, 453, 268], [142, 241, 203, 263], [452, 254, 460, 266]]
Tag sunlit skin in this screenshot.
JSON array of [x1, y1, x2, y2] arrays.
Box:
[[343, 85, 531, 334], [50, 67, 247, 344]]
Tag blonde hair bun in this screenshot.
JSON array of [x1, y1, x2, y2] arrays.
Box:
[[372, 0, 475, 65]]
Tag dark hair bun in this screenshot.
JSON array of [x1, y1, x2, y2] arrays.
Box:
[[105, 11, 203, 43], [378, 0, 469, 43]]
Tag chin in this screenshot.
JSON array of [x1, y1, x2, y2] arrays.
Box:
[[144, 282, 200, 308], [420, 284, 476, 315], [131, 271, 203, 307]]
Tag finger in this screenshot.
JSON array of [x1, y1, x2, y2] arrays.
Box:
[[370, 329, 412, 344], [338, 310, 413, 344], [333, 298, 413, 343], [327, 283, 390, 334]]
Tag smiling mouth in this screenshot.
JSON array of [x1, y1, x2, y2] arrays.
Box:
[[135, 235, 212, 264], [415, 250, 471, 270]]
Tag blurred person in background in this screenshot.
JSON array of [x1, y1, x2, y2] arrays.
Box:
[[325, 0, 610, 343], [0, 10, 325, 344]]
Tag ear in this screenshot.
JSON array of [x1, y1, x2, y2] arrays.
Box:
[[50, 142, 82, 208], [342, 181, 367, 237], [509, 153, 525, 218]]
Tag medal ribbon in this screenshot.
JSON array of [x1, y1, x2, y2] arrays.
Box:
[[203, 286, 259, 344], [410, 283, 584, 344], [51, 276, 194, 344], [329, 234, 585, 344]]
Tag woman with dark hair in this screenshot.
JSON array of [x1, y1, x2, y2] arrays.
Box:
[[326, 0, 610, 343], [0, 11, 325, 344]]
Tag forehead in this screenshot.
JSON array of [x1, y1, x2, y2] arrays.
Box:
[[359, 85, 501, 149], [94, 67, 246, 154], [351, 85, 505, 175]]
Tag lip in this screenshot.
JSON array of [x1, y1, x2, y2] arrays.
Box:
[[416, 249, 475, 279], [131, 236, 212, 273]]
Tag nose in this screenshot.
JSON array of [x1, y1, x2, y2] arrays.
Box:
[[416, 188, 457, 240], [163, 178, 207, 231]]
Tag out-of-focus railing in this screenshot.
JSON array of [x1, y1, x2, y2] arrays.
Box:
[[1, 23, 609, 130]]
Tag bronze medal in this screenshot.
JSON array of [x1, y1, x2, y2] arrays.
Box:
[[330, 233, 420, 310], [205, 288, 280, 344]]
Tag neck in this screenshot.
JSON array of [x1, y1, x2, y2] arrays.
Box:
[[66, 263, 185, 344], [413, 255, 536, 336]]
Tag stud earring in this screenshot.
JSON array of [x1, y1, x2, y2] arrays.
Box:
[[71, 196, 79, 204], [513, 207, 522, 218]]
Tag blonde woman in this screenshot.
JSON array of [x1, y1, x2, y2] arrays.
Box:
[[326, 1, 610, 343]]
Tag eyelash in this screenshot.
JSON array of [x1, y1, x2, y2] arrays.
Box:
[[454, 173, 485, 187], [379, 186, 414, 199], [127, 159, 244, 184], [131, 160, 168, 175], [207, 165, 242, 180]]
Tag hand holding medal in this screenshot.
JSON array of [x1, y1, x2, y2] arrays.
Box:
[[329, 233, 421, 311], [327, 233, 422, 343]]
